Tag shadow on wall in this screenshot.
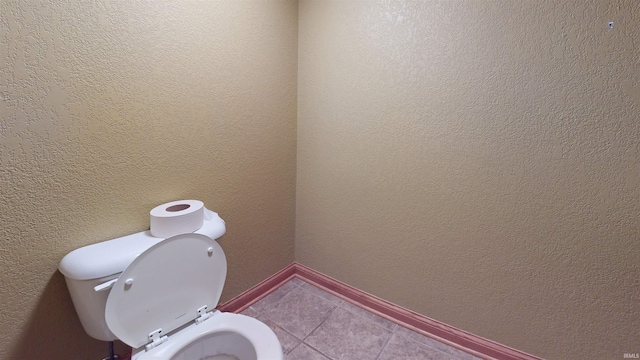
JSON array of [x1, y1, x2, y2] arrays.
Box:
[[8, 272, 130, 360]]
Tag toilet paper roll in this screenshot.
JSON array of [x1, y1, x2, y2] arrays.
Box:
[[150, 200, 205, 238]]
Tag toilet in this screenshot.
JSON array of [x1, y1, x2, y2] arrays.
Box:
[[58, 209, 283, 360]]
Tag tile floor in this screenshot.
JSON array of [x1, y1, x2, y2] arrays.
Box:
[[240, 277, 482, 360]]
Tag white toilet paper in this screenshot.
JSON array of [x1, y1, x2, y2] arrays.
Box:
[[150, 200, 205, 238]]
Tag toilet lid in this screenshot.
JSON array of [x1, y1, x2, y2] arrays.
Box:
[[105, 233, 227, 349]]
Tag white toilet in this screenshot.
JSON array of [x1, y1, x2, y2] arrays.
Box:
[[58, 209, 283, 360]]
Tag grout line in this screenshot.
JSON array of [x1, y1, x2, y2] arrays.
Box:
[[392, 327, 470, 360], [293, 263, 510, 359], [258, 280, 341, 355], [287, 342, 303, 357], [265, 277, 463, 360], [295, 278, 401, 357], [223, 263, 538, 360], [300, 302, 341, 342], [279, 326, 303, 356], [298, 305, 341, 360], [337, 299, 398, 333], [303, 340, 337, 360], [373, 330, 395, 360]]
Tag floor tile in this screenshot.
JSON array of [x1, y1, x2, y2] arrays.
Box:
[[300, 282, 344, 306], [305, 307, 392, 360], [378, 333, 453, 360], [339, 301, 397, 331], [285, 343, 330, 360], [258, 317, 301, 354], [261, 286, 338, 339], [237, 278, 482, 360], [288, 277, 307, 287], [239, 306, 258, 318], [251, 280, 298, 313], [394, 326, 475, 360]]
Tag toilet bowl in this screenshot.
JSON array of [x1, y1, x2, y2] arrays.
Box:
[[130, 313, 281, 360], [59, 209, 282, 360]]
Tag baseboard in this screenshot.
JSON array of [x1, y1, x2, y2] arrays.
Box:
[[218, 262, 541, 360], [217, 263, 297, 313]]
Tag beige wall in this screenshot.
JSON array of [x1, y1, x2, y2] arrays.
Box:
[[296, 1, 639, 359], [2, 0, 639, 359], [0, 1, 297, 359]]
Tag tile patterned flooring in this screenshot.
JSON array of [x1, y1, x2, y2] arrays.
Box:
[[241, 277, 482, 360]]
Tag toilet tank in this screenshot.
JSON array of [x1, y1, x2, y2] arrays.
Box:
[[58, 210, 225, 341]]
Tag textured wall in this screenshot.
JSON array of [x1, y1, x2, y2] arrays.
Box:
[[296, 1, 639, 359], [0, 1, 297, 359]]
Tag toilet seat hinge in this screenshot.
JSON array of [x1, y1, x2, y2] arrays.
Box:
[[145, 328, 168, 351], [195, 305, 213, 324]]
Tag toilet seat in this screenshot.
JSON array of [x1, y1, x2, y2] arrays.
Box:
[[131, 312, 283, 360], [104, 234, 282, 359]]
